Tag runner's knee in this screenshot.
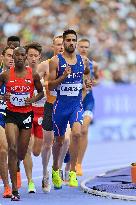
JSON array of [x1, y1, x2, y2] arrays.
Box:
[[0, 143, 8, 153], [18, 150, 27, 161], [54, 137, 64, 147], [33, 148, 41, 156], [8, 145, 17, 156], [63, 136, 70, 147], [72, 132, 81, 139], [81, 127, 88, 137]]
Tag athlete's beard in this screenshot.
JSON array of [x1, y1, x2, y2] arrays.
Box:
[[65, 46, 75, 53], [15, 62, 25, 71]]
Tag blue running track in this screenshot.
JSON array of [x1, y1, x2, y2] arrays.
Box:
[[0, 137, 136, 205]]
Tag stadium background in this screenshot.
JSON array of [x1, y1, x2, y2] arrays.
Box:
[[0, 0, 136, 141]]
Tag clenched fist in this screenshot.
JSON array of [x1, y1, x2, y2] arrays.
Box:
[[63, 66, 71, 78]]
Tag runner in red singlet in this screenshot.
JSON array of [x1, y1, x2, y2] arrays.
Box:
[[0, 47, 44, 201], [23, 42, 46, 193]]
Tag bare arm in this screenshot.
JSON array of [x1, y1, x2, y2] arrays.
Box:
[[33, 72, 44, 102], [83, 57, 91, 75], [37, 60, 49, 81], [93, 61, 99, 79], [92, 61, 99, 85], [0, 71, 9, 86], [25, 72, 44, 105], [48, 56, 71, 90]]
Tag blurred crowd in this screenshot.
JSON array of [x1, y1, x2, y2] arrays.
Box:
[[0, 0, 136, 83]]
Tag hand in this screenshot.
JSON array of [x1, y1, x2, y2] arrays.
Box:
[[84, 79, 93, 89], [4, 92, 11, 101], [84, 59, 90, 75], [63, 66, 71, 78], [84, 57, 90, 68], [25, 97, 33, 106]]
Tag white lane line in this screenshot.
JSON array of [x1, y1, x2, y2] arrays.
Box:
[[81, 167, 136, 201]]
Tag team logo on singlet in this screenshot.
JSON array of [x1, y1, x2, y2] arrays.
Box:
[[23, 115, 32, 124], [80, 61, 83, 66], [61, 64, 67, 68], [25, 79, 31, 84]]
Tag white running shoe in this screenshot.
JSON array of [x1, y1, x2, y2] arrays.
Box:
[[42, 172, 51, 193]]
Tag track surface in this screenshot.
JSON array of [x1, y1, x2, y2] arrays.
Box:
[[0, 138, 136, 205]]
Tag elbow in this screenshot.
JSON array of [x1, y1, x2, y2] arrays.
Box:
[[48, 82, 53, 91]]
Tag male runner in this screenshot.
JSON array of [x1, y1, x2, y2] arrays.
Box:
[[0, 36, 20, 73], [7, 35, 22, 187], [38, 35, 65, 192], [0, 47, 44, 201], [7, 36, 20, 48], [48, 29, 91, 189], [76, 38, 99, 176], [0, 46, 14, 198], [23, 42, 45, 193], [0, 36, 22, 188]]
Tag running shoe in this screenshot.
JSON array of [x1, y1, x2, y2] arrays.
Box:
[[42, 172, 51, 193], [75, 163, 83, 176], [52, 168, 62, 189], [3, 186, 12, 198], [28, 180, 36, 193], [11, 191, 20, 201], [17, 171, 22, 189], [69, 171, 78, 187]]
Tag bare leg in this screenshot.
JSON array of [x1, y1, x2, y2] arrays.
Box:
[[17, 128, 31, 161], [23, 136, 34, 183], [52, 136, 64, 171], [5, 123, 19, 191], [77, 116, 92, 164], [0, 126, 9, 187], [41, 130, 54, 177], [70, 122, 81, 171], [33, 137, 43, 157], [59, 124, 71, 169]]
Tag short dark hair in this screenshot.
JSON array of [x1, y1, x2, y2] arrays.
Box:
[[78, 38, 90, 45], [25, 42, 42, 54], [63, 29, 77, 41], [7, 36, 20, 43], [2, 46, 14, 56]]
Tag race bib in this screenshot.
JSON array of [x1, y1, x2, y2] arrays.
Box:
[[0, 99, 6, 110], [60, 83, 82, 96], [10, 92, 30, 106]]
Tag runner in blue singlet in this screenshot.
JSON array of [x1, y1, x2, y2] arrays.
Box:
[[76, 38, 99, 176], [48, 29, 92, 189]]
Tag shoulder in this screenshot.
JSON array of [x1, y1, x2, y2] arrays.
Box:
[[81, 56, 89, 63], [0, 70, 10, 83], [32, 71, 40, 81], [49, 55, 59, 67], [38, 60, 49, 71], [50, 55, 59, 63], [92, 60, 98, 70], [39, 60, 49, 67]]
